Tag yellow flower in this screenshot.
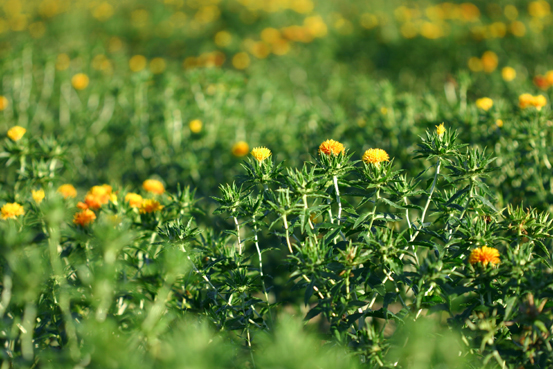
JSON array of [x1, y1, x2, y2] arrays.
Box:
[[319, 139, 345, 156], [501, 66, 516, 81], [476, 97, 493, 111], [7, 126, 26, 141], [125, 192, 143, 208], [362, 148, 390, 166], [189, 119, 202, 133], [496, 119, 504, 128], [436, 123, 446, 136], [129, 55, 147, 72], [250, 147, 272, 162], [32, 189, 45, 204], [481, 51, 498, 73], [140, 199, 163, 214], [232, 52, 250, 70], [71, 73, 89, 90], [1, 203, 25, 220], [469, 246, 500, 267], [73, 209, 96, 226], [58, 184, 77, 199], [149, 57, 166, 74], [232, 141, 250, 157], [0, 96, 8, 111], [143, 179, 165, 195], [519, 93, 547, 110]]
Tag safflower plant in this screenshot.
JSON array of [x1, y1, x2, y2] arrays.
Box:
[[1, 122, 553, 368]]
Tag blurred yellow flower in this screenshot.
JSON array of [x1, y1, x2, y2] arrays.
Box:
[[58, 184, 77, 199], [476, 97, 493, 111], [319, 139, 345, 156], [528, 1, 550, 18], [261, 28, 281, 43], [73, 209, 96, 226], [251, 147, 271, 162], [501, 66, 516, 81], [232, 141, 249, 157], [1, 202, 25, 220], [0, 96, 8, 111], [436, 123, 446, 136], [469, 246, 500, 267], [362, 148, 389, 166], [467, 57, 483, 72], [304, 16, 328, 38], [71, 73, 89, 90], [232, 52, 250, 70], [189, 119, 202, 133], [125, 192, 143, 208], [496, 119, 504, 128], [84, 184, 112, 210], [214, 30, 232, 47], [7, 126, 26, 141], [92, 2, 114, 21], [32, 189, 45, 204], [140, 199, 163, 214], [143, 179, 165, 195], [519, 93, 547, 111], [509, 21, 526, 37], [150, 57, 166, 74], [129, 55, 147, 72], [481, 51, 498, 73], [56, 53, 71, 71]]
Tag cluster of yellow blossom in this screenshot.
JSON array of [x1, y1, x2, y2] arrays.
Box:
[[319, 139, 345, 156], [1, 203, 25, 220], [250, 147, 272, 163], [78, 184, 114, 210], [519, 93, 547, 110], [475, 97, 493, 111], [468, 51, 498, 73], [32, 189, 45, 204], [7, 126, 26, 141], [469, 246, 500, 267]]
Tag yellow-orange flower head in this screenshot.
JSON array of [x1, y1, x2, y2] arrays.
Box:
[[0, 96, 8, 111], [519, 93, 547, 111], [32, 189, 45, 204], [73, 209, 96, 226], [71, 73, 89, 90], [362, 148, 390, 166], [1, 203, 24, 220], [7, 126, 26, 141], [189, 119, 202, 133], [251, 147, 272, 162], [58, 184, 77, 199], [476, 97, 493, 111], [232, 141, 250, 157], [125, 192, 143, 208], [143, 179, 165, 195], [436, 123, 446, 136], [319, 139, 345, 156], [84, 184, 112, 210], [469, 246, 500, 267], [140, 199, 164, 214]]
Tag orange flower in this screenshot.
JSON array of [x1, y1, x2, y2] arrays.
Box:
[[58, 184, 77, 199], [519, 93, 547, 111], [140, 199, 163, 214], [125, 192, 143, 208], [0, 96, 8, 111], [469, 246, 500, 267], [84, 184, 112, 210], [143, 179, 165, 195], [319, 139, 345, 156], [71, 73, 89, 90], [7, 126, 26, 141], [362, 148, 390, 166], [1, 203, 24, 220], [73, 209, 96, 226], [232, 141, 249, 157]]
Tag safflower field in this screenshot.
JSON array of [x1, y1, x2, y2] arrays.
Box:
[[2, 0, 553, 367]]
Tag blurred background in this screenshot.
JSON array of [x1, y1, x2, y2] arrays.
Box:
[[1, 0, 553, 208]]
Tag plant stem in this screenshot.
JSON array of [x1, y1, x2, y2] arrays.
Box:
[[234, 215, 242, 255], [282, 214, 293, 253], [410, 159, 441, 243]]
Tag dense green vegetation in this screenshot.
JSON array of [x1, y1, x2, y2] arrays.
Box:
[[2, 0, 553, 368]]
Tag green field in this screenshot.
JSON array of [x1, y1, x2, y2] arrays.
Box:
[[2, 0, 553, 368]]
